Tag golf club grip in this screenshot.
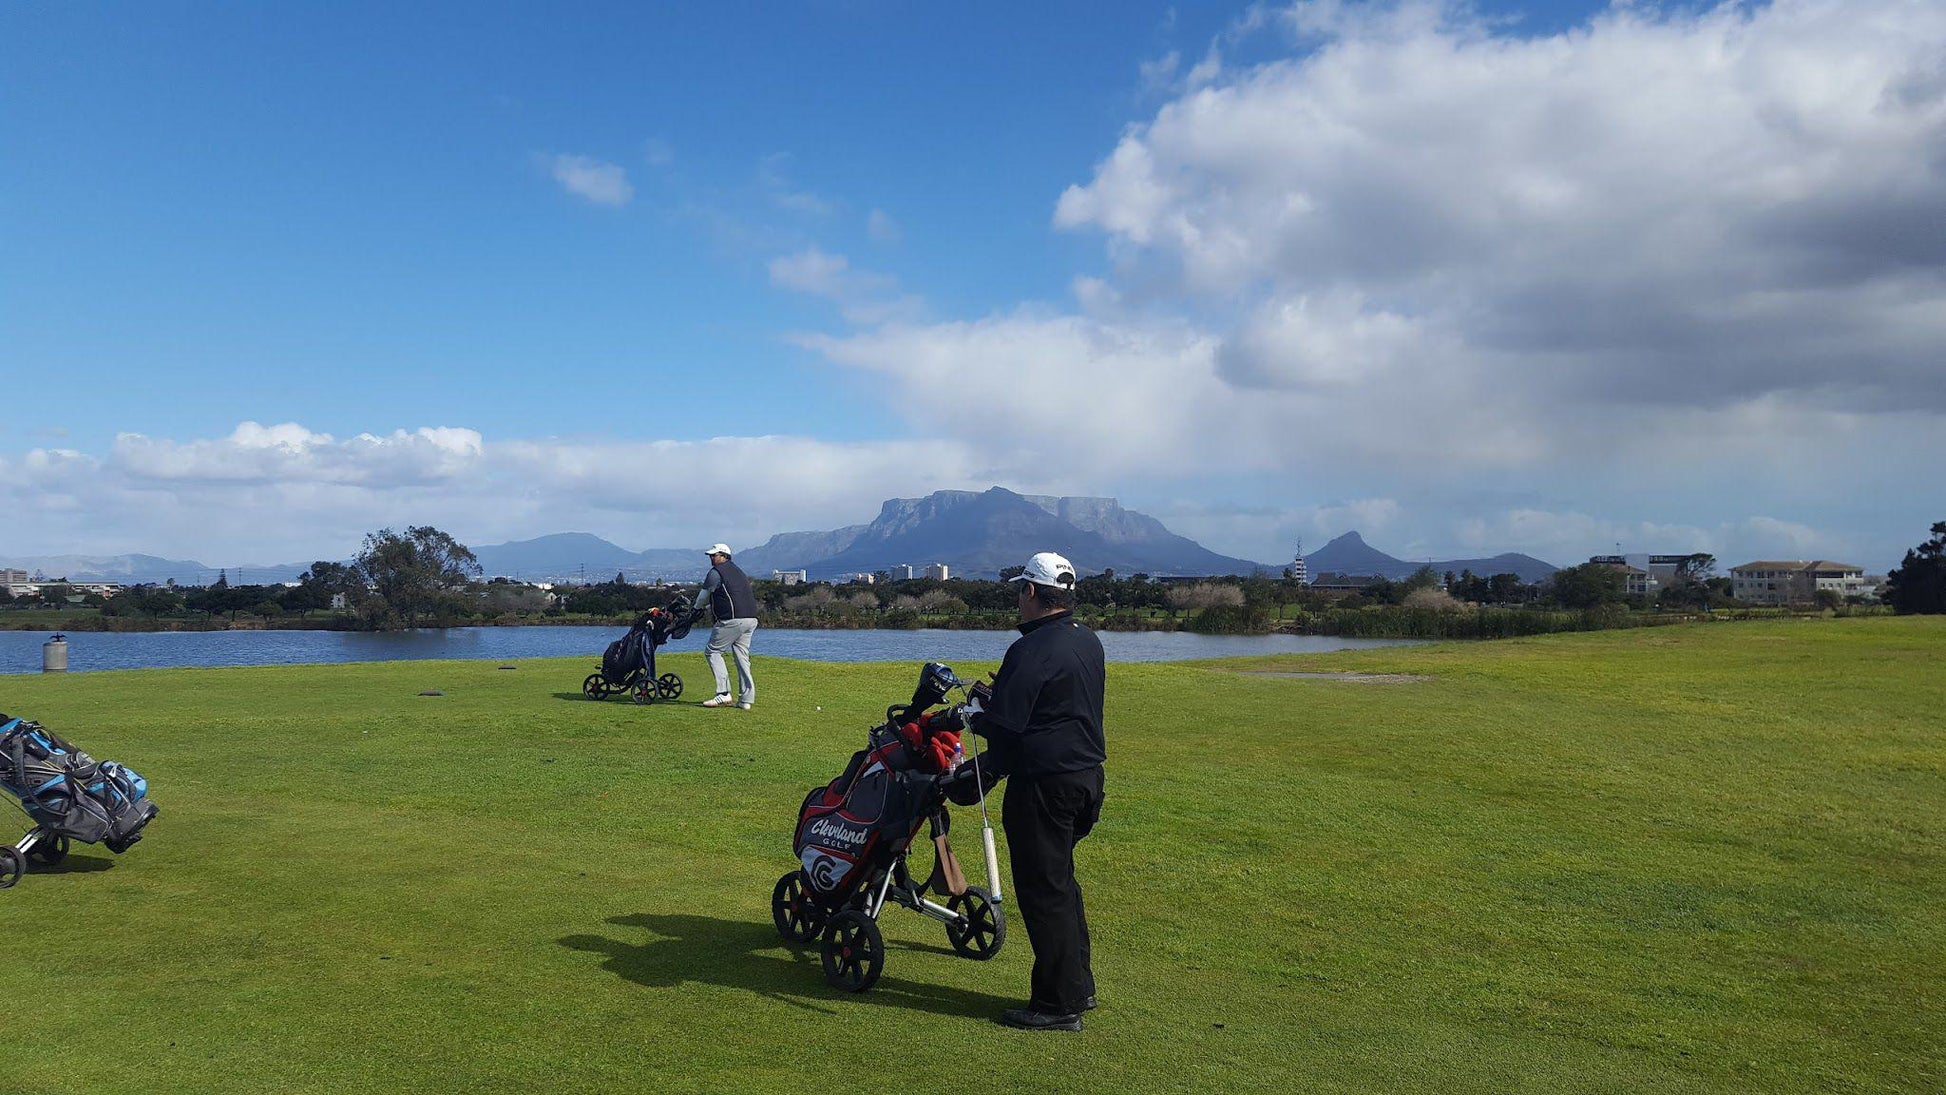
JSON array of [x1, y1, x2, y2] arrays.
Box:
[[983, 825, 1002, 900]]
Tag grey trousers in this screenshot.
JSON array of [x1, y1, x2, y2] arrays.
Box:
[[706, 617, 758, 701]]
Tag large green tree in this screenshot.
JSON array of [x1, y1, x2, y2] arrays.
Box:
[[354, 526, 481, 628], [1550, 562, 1627, 609], [1884, 521, 1946, 614]]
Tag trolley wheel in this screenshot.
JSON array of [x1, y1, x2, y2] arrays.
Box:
[[582, 673, 606, 700], [771, 870, 826, 944], [657, 673, 683, 700], [0, 847, 23, 889], [946, 886, 1006, 960], [820, 910, 885, 993], [632, 680, 656, 704], [27, 835, 68, 867]]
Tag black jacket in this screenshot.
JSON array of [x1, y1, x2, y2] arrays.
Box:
[[976, 610, 1106, 780], [700, 560, 759, 621]]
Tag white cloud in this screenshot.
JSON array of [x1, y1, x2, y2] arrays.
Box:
[[867, 208, 902, 245], [0, 423, 1008, 563], [1054, 0, 1946, 413], [769, 247, 924, 324], [544, 154, 634, 206], [1138, 50, 1181, 93], [759, 154, 835, 216], [110, 422, 484, 484], [1454, 510, 1868, 571], [791, 0, 1946, 571]]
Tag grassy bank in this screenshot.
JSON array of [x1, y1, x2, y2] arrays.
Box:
[[1, 619, 1940, 1093]]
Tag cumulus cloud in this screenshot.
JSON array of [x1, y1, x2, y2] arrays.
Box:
[[544, 154, 634, 206], [110, 422, 484, 484], [0, 424, 1010, 563], [1055, 0, 1946, 412], [792, 0, 1946, 569]]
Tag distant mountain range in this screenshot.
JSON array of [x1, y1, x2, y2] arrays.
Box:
[[1303, 531, 1558, 584], [0, 553, 302, 586], [3, 489, 1559, 586]]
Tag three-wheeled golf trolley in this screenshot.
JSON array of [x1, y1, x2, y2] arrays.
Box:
[[582, 599, 701, 703], [1, 714, 157, 891], [772, 662, 1006, 992]]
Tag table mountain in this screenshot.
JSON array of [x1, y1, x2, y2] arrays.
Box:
[[742, 487, 1268, 578]]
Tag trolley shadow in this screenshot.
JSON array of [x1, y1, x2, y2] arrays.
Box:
[[23, 854, 116, 875], [558, 912, 1014, 1020]]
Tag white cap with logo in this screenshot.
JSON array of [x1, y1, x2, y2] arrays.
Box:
[[706, 543, 733, 557], [1009, 551, 1077, 588]]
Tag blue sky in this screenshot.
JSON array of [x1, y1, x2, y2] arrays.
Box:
[[7, 2, 1243, 444], [4, 1, 1941, 571]]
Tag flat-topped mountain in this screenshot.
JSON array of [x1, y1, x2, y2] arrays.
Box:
[[739, 487, 1268, 578]]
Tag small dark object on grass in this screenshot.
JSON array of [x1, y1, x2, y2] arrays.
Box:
[[418, 690, 444, 697], [498, 665, 517, 670]]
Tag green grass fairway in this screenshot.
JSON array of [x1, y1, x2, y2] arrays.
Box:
[[2, 620, 1941, 1094]]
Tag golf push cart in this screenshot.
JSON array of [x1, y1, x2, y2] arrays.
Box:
[[773, 662, 1007, 992], [1, 713, 158, 891], [582, 598, 703, 703]]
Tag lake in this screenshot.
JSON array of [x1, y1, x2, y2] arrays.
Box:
[[1, 626, 1418, 675]]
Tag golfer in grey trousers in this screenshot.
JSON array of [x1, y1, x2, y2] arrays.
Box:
[[695, 543, 759, 709]]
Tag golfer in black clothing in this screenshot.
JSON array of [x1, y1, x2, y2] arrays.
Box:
[[965, 550, 1106, 1032]]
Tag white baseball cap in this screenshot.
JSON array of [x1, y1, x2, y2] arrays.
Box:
[[1009, 551, 1077, 588], [706, 543, 733, 557]]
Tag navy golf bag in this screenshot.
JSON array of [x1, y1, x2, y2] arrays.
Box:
[[582, 599, 702, 702]]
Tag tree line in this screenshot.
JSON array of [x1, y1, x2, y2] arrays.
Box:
[[17, 518, 1940, 633]]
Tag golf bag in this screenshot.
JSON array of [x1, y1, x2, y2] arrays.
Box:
[[583, 599, 703, 702], [1, 714, 158, 853], [600, 628, 647, 686], [772, 663, 1005, 994], [793, 688, 965, 910]]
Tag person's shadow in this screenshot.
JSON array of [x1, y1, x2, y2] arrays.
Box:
[[558, 912, 1016, 1019]]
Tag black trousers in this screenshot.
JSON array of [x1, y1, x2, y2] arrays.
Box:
[[1001, 765, 1105, 1014]]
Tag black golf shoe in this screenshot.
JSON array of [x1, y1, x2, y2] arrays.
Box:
[[999, 1007, 1083, 1032]]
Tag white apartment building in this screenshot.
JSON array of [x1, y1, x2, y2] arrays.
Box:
[[922, 564, 950, 581], [1731, 561, 1867, 605]]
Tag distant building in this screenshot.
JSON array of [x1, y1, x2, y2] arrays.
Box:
[[1731, 560, 1866, 605], [772, 570, 807, 586], [887, 564, 915, 581], [1, 569, 26, 585], [846, 573, 876, 585], [1290, 541, 1308, 585], [1593, 562, 1656, 597], [1591, 553, 1715, 592], [1308, 572, 1383, 599], [922, 563, 950, 581]]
